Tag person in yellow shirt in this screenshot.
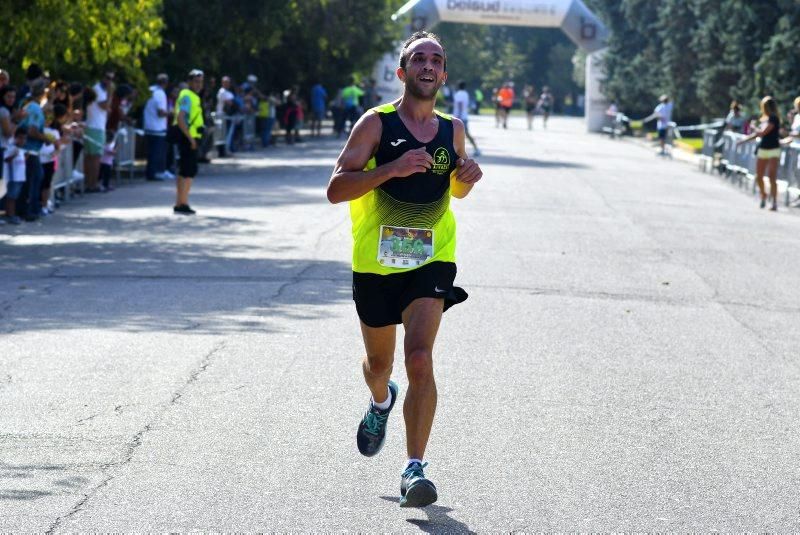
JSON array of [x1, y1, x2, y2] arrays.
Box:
[[172, 69, 204, 215]]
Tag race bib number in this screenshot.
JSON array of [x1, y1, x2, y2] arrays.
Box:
[[377, 225, 434, 268]]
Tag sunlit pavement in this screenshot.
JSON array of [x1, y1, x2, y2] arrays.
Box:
[[2, 115, 800, 531]]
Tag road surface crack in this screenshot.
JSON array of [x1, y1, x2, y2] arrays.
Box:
[[45, 341, 227, 533]]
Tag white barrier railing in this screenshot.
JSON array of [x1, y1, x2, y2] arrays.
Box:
[[114, 126, 139, 184], [51, 136, 86, 203], [212, 113, 257, 152], [707, 130, 800, 205]]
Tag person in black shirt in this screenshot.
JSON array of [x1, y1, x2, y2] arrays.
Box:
[[738, 96, 781, 211]]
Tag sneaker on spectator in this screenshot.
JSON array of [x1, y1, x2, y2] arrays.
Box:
[[173, 204, 196, 215], [71, 169, 85, 181], [162, 171, 176, 180], [5, 216, 21, 225]]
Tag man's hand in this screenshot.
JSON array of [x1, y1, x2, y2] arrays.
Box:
[[390, 147, 434, 177], [454, 157, 482, 184], [190, 138, 197, 150]]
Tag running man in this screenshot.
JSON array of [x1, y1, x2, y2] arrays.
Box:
[[523, 84, 537, 130], [497, 81, 514, 129], [327, 31, 482, 508], [453, 81, 481, 156], [537, 86, 553, 129]]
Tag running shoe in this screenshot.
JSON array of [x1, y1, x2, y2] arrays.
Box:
[[173, 204, 196, 215], [400, 461, 437, 508], [760, 198, 767, 209], [771, 202, 778, 212], [356, 380, 398, 457]]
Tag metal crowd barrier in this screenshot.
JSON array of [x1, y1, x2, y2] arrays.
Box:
[[698, 128, 716, 172], [242, 114, 256, 148], [211, 112, 226, 149], [213, 113, 257, 152], [707, 130, 800, 205], [114, 126, 139, 184], [51, 136, 86, 202]]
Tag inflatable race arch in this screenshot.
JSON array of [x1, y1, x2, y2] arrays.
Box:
[[373, 0, 609, 131]]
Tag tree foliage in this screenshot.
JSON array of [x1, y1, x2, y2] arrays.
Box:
[[146, 0, 405, 94], [587, 0, 798, 120], [0, 0, 163, 86]]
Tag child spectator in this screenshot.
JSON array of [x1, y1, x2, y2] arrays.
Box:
[[99, 130, 116, 192], [39, 104, 64, 214], [3, 127, 27, 225], [283, 95, 300, 145]]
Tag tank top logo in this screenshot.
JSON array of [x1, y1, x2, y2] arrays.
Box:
[[432, 147, 450, 175]]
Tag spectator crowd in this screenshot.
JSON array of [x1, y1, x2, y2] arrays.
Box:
[[0, 63, 395, 226]]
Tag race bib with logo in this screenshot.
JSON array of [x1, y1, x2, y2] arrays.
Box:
[[377, 225, 434, 268]]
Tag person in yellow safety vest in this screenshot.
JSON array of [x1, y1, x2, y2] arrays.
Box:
[[341, 77, 364, 134], [173, 69, 205, 215]]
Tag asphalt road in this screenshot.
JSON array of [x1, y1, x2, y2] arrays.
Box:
[[2, 115, 800, 532]]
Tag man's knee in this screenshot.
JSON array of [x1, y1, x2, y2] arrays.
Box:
[[405, 348, 433, 382], [365, 352, 393, 376]]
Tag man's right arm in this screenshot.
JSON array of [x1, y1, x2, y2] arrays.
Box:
[[326, 112, 433, 204]]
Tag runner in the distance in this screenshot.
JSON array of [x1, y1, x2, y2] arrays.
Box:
[[453, 81, 481, 156], [326, 30, 483, 508], [537, 86, 553, 129]]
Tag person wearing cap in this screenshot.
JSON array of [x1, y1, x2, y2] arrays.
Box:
[[144, 73, 173, 181], [643, 94, 674, 155], [172, 69, 204, 215], [18, 81, 55, 220]]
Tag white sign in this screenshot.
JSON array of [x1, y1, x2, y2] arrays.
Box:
[[372, 47, 404, 103], [434, 0, 567, 27]]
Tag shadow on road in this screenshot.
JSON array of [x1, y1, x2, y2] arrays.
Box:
[[0, 152, 354, 335], [380, 495, 475, 534], [0, 462, 89, 502], [476, 153, 587, 169]]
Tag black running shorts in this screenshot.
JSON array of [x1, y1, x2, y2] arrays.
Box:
[[178, 137, 199, 178], [352, 261, 468, 328]]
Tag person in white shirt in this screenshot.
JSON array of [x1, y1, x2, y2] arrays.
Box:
[[216, 76, 234, 116], [781, 96, 800, 146], [3, 127, 27, 224], [644, 94, 674, 155], [144, 73, 173, 181], [216, 76, 235, 156], [39, 111, 62, 215], [84, 71, 114, 191], [453, 81, 481, 156]]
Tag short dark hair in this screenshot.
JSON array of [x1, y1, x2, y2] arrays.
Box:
[[26, 63, 43, 81], [399, 31, 446, 72], [53, 103, 68, 118], [15, 126, 27, 137], [458, 81, 466, 90]]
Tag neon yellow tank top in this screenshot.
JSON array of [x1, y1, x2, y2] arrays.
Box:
[[350, 104, 458, 275]]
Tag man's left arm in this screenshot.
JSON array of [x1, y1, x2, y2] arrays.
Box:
[[451, 118, 482, 199]]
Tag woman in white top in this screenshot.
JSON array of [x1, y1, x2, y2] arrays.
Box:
[[781, 96, 800, 145]]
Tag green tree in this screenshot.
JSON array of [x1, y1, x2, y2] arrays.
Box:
[[0, 0, 163, 86], [754, 1, 800, 109], [658, 0, 703, 119], [148, 0, 404, 94]]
